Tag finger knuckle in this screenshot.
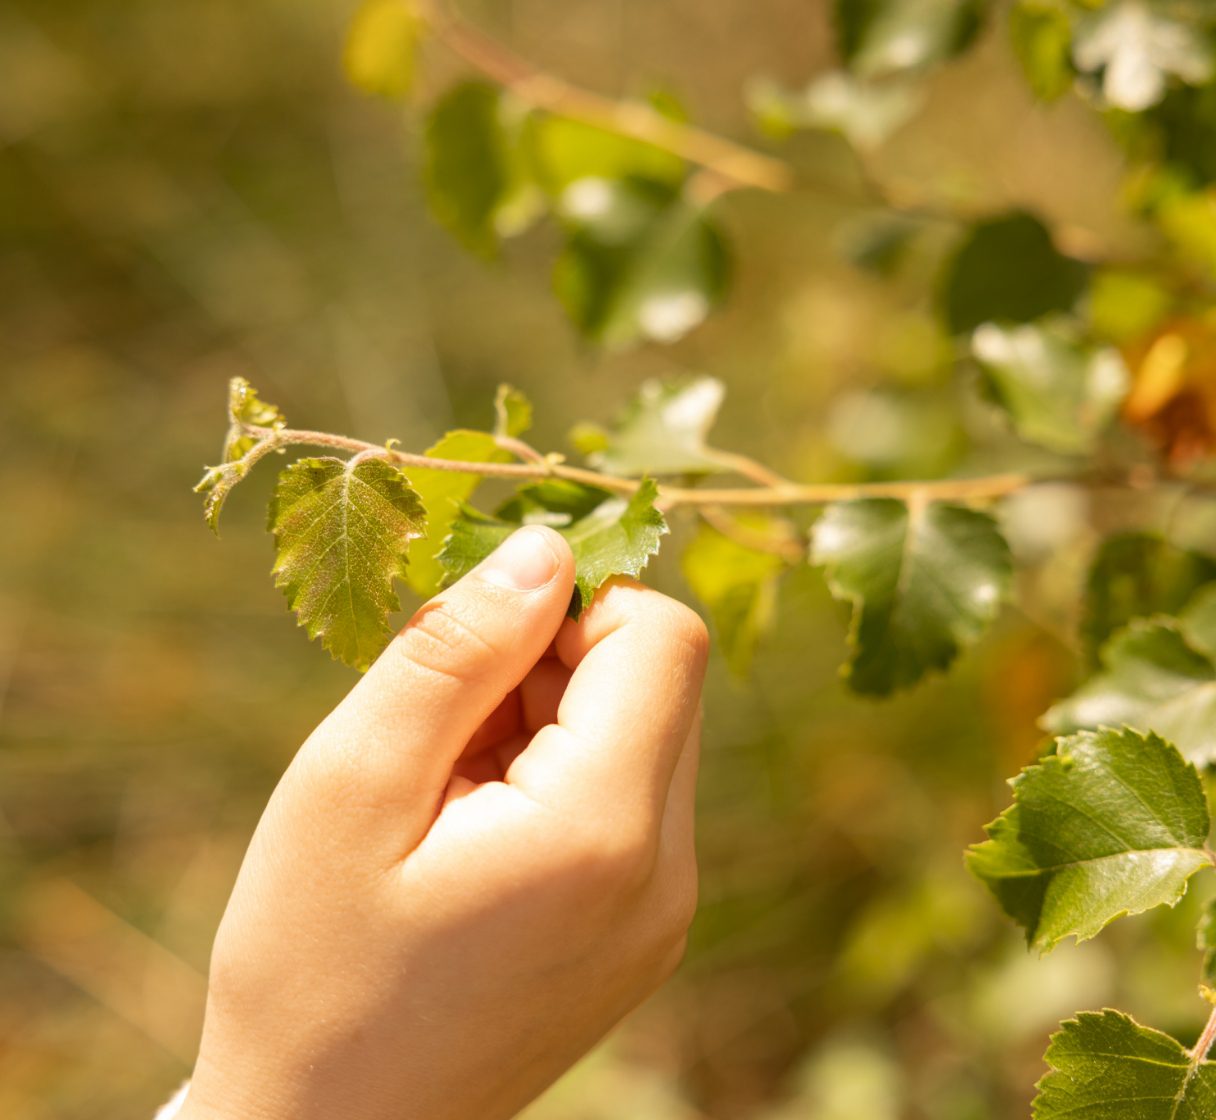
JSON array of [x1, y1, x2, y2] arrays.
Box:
[[395, 601, 501, 684], [568, 824, 657, 894]]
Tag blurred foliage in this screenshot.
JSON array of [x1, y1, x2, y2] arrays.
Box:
[[6, 0, 1216, 1118]]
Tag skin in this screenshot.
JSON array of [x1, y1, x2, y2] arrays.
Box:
[[177, 525, 709, 1120]]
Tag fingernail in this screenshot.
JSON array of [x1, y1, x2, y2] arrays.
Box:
[[479, 527, 561, 590]]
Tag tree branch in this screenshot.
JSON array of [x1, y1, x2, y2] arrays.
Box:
[[1192, 1001, 1216, 1064], [415, 0, 795, 194], [248, 424, 1211, 510]]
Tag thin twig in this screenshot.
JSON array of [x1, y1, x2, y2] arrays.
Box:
[[415, 0, 795, 194], [249, 424, 1215, 508], [1192, 1002, 1216, 1064]]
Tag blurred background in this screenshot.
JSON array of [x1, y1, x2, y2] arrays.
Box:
[[3, 1, 1214, 1117]]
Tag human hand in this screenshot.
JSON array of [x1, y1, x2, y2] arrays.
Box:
[[177, 526, 708, 1120]]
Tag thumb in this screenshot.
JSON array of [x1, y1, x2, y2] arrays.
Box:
[[300, 525, 574, 824]]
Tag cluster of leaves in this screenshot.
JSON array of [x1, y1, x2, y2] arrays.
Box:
[[197, 366, 1216, 1112], [345, 0, 729, 349], [192, 0, 1216, 1110], [197, 374, 1021, 695]]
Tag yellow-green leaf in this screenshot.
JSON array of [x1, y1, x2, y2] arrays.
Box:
[[270, 456, 426, 671]]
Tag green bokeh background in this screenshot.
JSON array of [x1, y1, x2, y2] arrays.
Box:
[[2, 2, 1211, 1117]]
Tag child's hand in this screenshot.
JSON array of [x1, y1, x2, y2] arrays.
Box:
[[178, 526, 708, 1120]]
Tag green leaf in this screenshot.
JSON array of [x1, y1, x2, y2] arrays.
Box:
[[811, 498, 1012, 695], [971, 319, 1129, 454], [1043, 607, 1216, 766], [1073, 0, 1214, 112], [223, 376, 285, 463], [1083, 532, 1216, 656], [494, 383, 532, 439], [423, 82, 543, 257], [269, 456, 426, 671], [681, 518, 787, 675], [195, 377, 286, 533], [526, 113, 685, 196], [1088, 268, 1174, 344], [581, 375, 727, 476], [553, 177, 730, 348], [1033, 1010, 1216, 1118], [344, 0, 423, 100], [835, 0, 988, 79], [967, 727, 1212, 952], [745, 72, 924, 151], [404, 430, 510, 598], [942, 211, 1089, 336], [1010, 3, 1075, 102], [439, 479, 667, 615]]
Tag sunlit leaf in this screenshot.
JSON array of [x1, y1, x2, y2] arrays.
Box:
[[344, 0, 423, 100], [440, 478, 667, 614], [1073, 0, 1214, 112], [971, 319, 1129, 454], [967, 727, 1212, 952], [1044, 590, 1216, 765], [746, 72, 923, 150], [553, 177, 730, 348], [835, 0, 989, 79], [942, 212, 1089, 335], [404, 430, 510, 598], [1010, 3, 1076, 102], [1088, 268, 1173, 344], [269, 456, 426, 670], [223, 376, 284, 463], [195, 377, 286, 533], [580, 375, 727, 476], [681, 518, 788, 675], [423, 81, 543, 256], [527, 113, 685, 195], [811, 498, 1012, 695], [1082, 532, 1216, 656], [1033, 1010, 1216, 1118]]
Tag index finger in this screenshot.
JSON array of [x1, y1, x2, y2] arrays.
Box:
[[506, 579, 709, 824]]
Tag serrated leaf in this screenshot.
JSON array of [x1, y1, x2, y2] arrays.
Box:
[[835, 0, 988, 79], [1043, 614, 1216, 766], [494, 383, 532, 439], [195, 378, 286, 533], [526, 113, 685, 196], [967, 728, 1212, 952], [423, 82, 543, 257], [1010, 3, 1076, 103], [223, 376, 285, 463], [404, 430, 510, 598], [195, 462, 247, 535], [1083, 532, 1216, 656], [811, 498, 1012, 695], [344, 0, 422, 100], [942, 212, 1089, 336], [1073, 0, 1214, 112], [269, 457, 426, 671], [439, 479, 667, 615], [971, 319, 1129, 454], [584, 375, 727, 476], [553, 177, 730, 348], [681, 518, 787, 675], [1033, 1010, 1216, 1118]]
